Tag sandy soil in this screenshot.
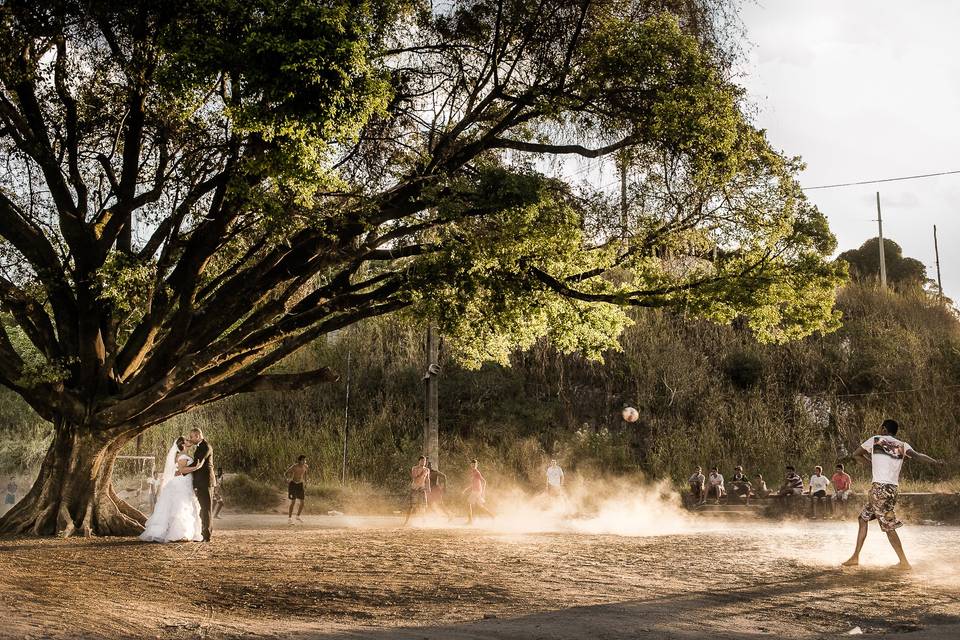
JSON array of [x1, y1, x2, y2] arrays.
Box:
[[2, 514, 959, 639]]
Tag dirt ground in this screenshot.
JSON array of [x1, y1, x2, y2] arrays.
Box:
[[2, 514, 959, 639]]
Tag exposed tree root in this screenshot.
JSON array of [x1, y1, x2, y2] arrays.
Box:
[[0, 424, 148, 538]]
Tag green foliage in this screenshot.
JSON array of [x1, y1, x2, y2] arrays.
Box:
[[221, 473, 279, 511], [126, 284, 960, 488], [410, 166, 633, 367], [0, 0, 843, 441], [838, 237, 928, 290], [2, 284, 958, 494], [96, 253, 155, 318], [152, 0, 394, 213], [577, 13, 741, 179], [5, 322, 70, 386]]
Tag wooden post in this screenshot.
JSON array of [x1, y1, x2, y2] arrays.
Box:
[[424, 325, 440, 468], [620, 151, 628, 244], [876, 192, 887, 289], [934, 225, 944, 304]]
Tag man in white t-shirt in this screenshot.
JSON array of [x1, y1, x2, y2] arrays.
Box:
[[842, 419, 942, 569], [807, 466, 830, 518], [705, 467, 724, 504], [546, 460, 564, 497]]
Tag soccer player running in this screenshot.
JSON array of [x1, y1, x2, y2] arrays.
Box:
[[403, 456, 431, 526], [463, 459, 495, 524], [545, 459, 564, 497], [843, 419, 942, 569], [285, 455, 309, 524], [426, 461, 454, 520]]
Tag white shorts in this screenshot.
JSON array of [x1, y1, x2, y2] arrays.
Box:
[[468, 491, 485, 506], [833, 489, 853, 501]]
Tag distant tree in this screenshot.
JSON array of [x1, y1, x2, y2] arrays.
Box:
[[0, 0, 844, 536], [837, 238, 927, 290]]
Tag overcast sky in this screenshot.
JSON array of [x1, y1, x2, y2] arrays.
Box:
[[738, 1, 960, 299]]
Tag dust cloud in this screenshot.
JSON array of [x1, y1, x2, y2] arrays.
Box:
[[406, 476, 698, 536], [395, 475, 960, 589]]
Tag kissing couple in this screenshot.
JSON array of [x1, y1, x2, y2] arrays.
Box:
[[140, 428, 215, 543]]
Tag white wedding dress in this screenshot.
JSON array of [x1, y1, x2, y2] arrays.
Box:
[[140, 445, 203, 543]]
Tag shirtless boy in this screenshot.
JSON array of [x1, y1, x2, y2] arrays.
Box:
[[286, 455, 309, 524], [403, 455, 431, 525], [463, 459, 495, 524]]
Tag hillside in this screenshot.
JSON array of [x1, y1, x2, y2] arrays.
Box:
[[1, 283, 958, 492]]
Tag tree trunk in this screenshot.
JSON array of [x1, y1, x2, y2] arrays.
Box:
[[0, 420, 146, 537]]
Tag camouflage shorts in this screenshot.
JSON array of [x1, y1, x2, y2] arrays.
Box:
[[859, 482, 903, 532]]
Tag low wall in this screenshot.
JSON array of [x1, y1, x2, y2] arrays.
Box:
[[758, 492, 960, 525]]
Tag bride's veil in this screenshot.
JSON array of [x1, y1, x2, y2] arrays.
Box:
[[159, 439, 179, 492]]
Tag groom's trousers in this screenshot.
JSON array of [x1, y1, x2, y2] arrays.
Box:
[[194, 486, 212, 541]]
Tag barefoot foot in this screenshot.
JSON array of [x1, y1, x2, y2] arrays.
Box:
[[841, 557, 859, 567]]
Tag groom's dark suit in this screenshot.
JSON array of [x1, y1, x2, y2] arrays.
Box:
[[191, 439, 215, 541]]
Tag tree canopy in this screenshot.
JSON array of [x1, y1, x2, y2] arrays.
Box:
[[837, 238, 927, 290], [0, 0, 845, 535]]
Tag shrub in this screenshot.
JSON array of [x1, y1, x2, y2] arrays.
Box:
[[222, 474, 281, 512], [723, 351, 764, 389]]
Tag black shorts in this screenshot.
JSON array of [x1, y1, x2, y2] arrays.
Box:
[[811, 489, 826, 498], [288, 481, 305, 501]]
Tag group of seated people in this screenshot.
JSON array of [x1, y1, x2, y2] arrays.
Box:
[[687, 463, 854, 517]]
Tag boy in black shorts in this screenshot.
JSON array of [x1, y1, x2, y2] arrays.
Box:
[[286, 455, 308, 524]]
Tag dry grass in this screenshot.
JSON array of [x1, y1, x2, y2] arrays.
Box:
[[1, 283, 958, 498]]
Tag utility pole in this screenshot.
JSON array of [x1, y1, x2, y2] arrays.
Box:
[[424, 325, 440, 468], [876, 192, 887, 290], [340, 350, 351, 485], [620, 151, 628, 244], [934, 224, 944, 303]]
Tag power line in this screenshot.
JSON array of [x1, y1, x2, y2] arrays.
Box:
[[559, 164, 960, 195], [805, 382, 960, 400], [802, 169, 960, 191]]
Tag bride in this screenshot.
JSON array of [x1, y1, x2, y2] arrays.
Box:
[[140, 436, 205, 543]]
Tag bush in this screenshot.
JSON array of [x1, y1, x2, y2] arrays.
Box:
[[221, 474, 281, 512], [1, 282, 958, 495], [723, 351, 763, 389]]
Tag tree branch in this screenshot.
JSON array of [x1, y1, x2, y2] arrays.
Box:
[[490, 134, 638, 158], [235, 367, 340, 393]]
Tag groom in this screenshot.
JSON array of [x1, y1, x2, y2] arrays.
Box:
[[183, 428, 215, 542]]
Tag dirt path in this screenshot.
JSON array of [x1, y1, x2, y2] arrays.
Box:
[[2, 515, 959, 639]]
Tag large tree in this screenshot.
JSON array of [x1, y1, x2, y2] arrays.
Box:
[[837, 237, 927, 290], [0, 0, 843, 536]]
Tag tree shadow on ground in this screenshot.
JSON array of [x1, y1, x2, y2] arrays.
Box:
[[0, 537, 148, 552], [294, 569, 960, 640]]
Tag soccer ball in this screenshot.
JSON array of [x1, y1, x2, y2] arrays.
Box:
[[622, 406, 640, 423]]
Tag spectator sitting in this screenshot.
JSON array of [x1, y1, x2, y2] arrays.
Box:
[[776, 465, 804, 498], [808, 465, 831, 518], [729, 466, 752, 504], [705, 467, 725, 505], [752, 474, 769, 498], [831, 463, 853, 517], [688, 466, 705, 505]]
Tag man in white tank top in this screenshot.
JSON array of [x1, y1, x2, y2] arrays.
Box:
[[842, 419, 942, 569]]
